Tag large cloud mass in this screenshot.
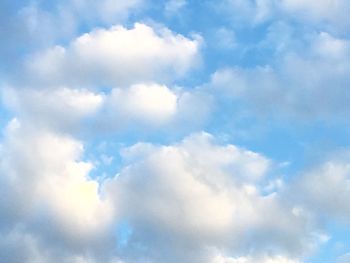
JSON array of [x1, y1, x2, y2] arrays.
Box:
[[0, 124, 323, 262], [105, 133, 319, 263], [1, 0, 350, 262]]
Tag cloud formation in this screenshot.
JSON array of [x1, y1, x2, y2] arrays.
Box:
[[106, 133, 319, 263], [210, 31, 350, 119], [1, 0, 350, 262], [108, 83, 178, 124], [0, 119, 115, 262], [26, 23, 200, 87], [0, 123, 324, 262], [221, 0, 350, 32]]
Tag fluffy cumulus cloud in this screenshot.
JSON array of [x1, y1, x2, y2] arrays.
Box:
[[0, 125, 323, 262], [0, 119, 116, 262], [0, 0, 145, 73], [0, 121, 343, 262], [101, 83, 213, 130], [2, 87, 104, 131], [105, 133, 320, 263], [292, 157, 350, 223], [26, 23, 200, 87], [108, 83, 178, 124], [1, 0, 350, 262], [0, 82, 212, 135], [3, 121, 113, 231]]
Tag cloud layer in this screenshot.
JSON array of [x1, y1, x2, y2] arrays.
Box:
[[1, 0, 350, 262]]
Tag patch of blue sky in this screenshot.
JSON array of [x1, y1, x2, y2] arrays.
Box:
[[309, 221, 350, 263], [115, 220, 133, 249]]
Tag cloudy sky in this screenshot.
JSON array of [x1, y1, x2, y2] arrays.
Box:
[[1, 0, 350, 262]]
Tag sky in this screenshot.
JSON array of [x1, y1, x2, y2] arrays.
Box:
[[1, 0, 350, 262]]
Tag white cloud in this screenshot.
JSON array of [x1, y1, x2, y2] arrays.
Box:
[[0, 120, 327, 262], [3, 0, 347, 262], [212, 253, 300, 263], [2, 87, 104, 131], [26, 23, 200, 87], [1, 82, 213, 134], [292, 158, 350, 223], [106, 132, 317, 262], [221, 0, 350, 33], [313, 32, 350, 59], [280, 0, 350, 30], [0, 119, 114, 254], [165, 0, 187, 15], [108, 83, 178, 124], [91, 83, 213, 133], [19, 0, 144, 42], [210, 31, 350, 119], [336, 253, 350, 263]]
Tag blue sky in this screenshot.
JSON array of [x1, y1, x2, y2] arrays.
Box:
[[1, 1, 350, 262]]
